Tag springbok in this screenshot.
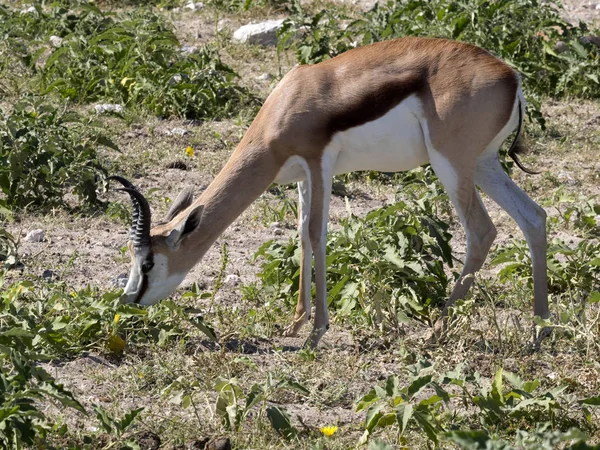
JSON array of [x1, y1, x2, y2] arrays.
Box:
[[111, 37, 549, 348]]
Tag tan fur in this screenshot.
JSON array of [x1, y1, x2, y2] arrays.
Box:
[[130, 37, 547, 347]]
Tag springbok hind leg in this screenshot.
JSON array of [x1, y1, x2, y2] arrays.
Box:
[[428, 151, 498, 338], [474, 155, 550, 346], [283, 180, 312, 337]]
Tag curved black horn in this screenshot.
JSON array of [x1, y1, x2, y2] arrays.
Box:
[[108, 176, 140, 242], [116, 188, 152, 249], [108, 175, 137, 190], [108, 177, 152, 249]]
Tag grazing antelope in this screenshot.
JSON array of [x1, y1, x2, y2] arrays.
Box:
[[111, 37, 549, 348]]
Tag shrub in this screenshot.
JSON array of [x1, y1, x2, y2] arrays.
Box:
[[279, 0, 600, 102], [253, 174, 453, 328], [0, 97, 116, 209], [41, 8, 257, 119]]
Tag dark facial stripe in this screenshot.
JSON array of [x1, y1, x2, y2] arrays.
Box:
[[134, 252, 154, 304], [135, 274, 149, 304]]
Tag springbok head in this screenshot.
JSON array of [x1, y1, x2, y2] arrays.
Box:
[[109, 176, 204, 305]]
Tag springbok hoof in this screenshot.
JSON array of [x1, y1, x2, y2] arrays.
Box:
[[282, 319, 306, 338], [533, 325, 552, 350]]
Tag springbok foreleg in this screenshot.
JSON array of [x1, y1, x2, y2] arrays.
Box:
[[305, 155, 335, 349], [283, 180, 312, 337]]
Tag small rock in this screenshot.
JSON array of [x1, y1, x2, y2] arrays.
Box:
[[588, 35, 600, 48], [225, 274, 240, 286], [165, 127, 189, 136], [557, 171, 575, 184], [94, 103, 123, 114], [135, 431, 161, 450], [181, 45, 198, 55], [554, 40, 568, 53], [187, 438, 209, 449], [269, 222, 282, 229], [168, 74, 183, 85], [273, 228, 284, 235], [21, 6, 36, 14], [596, 3, 600, 10], [26, 229, 44, 242], [185, 1, 204, 10], [208, 437, 232, 450], [49, 35, 63, 47], [42, 270, 59, 281], [257, 72, 274, 81], [112, 273, 128, 288], [232, 19, 285, 46]]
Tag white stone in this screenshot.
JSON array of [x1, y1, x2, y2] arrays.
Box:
[[232, 20, 285, 46], [257, 73, 274, 81], [168, 74, 183, 85], [21, 6, 36, 14], [596, 3, 600, 10], [269, 222, 282, 229], [94, 104, 123, 114], [26, 229, 44, 243], [185, 2, 204, 10], [180, 45, 198, 55], [49, 36, 63, 47], [165, 127, 189, 136], [225, 274, 241, 286]]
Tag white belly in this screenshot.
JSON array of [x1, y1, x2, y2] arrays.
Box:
[[333, 95, 428, 175], [274, 94, 429, 184]]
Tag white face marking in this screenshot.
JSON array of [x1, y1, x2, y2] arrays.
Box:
[[332, 94, 429, 176], [123, 253, 188, 306]]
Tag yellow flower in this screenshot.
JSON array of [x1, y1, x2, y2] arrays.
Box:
[[114, 313, 121, 324], [185, 145, 194, 157], [320, 425, 338, 437]]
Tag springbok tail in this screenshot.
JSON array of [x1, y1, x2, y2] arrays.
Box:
[[507, 93, 541, 175]]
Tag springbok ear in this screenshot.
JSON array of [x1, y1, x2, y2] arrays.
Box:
[[165, 187, 195, 222], [166, 205, 204, 248]]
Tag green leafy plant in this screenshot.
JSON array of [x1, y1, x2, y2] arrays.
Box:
[[0, 97, 116, 209], [94, 405, 144, 445], [42, 9, 257, 119], [214, 373, 307, 436], [493, 238, 600, 301], [253, 181, 453, 330], [0, 277, 215, 358], [0, 330, 85, 448], [357, 361, 598, 447], [0, 227, 17, 269]]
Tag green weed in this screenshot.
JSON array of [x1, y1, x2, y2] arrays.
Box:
[[0, 97, 116, 209]]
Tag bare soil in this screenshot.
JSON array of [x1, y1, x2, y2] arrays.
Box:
[[3, 1, 600, 448]]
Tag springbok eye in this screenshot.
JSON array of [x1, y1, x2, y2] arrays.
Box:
[[141, 261, 154, 273]]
